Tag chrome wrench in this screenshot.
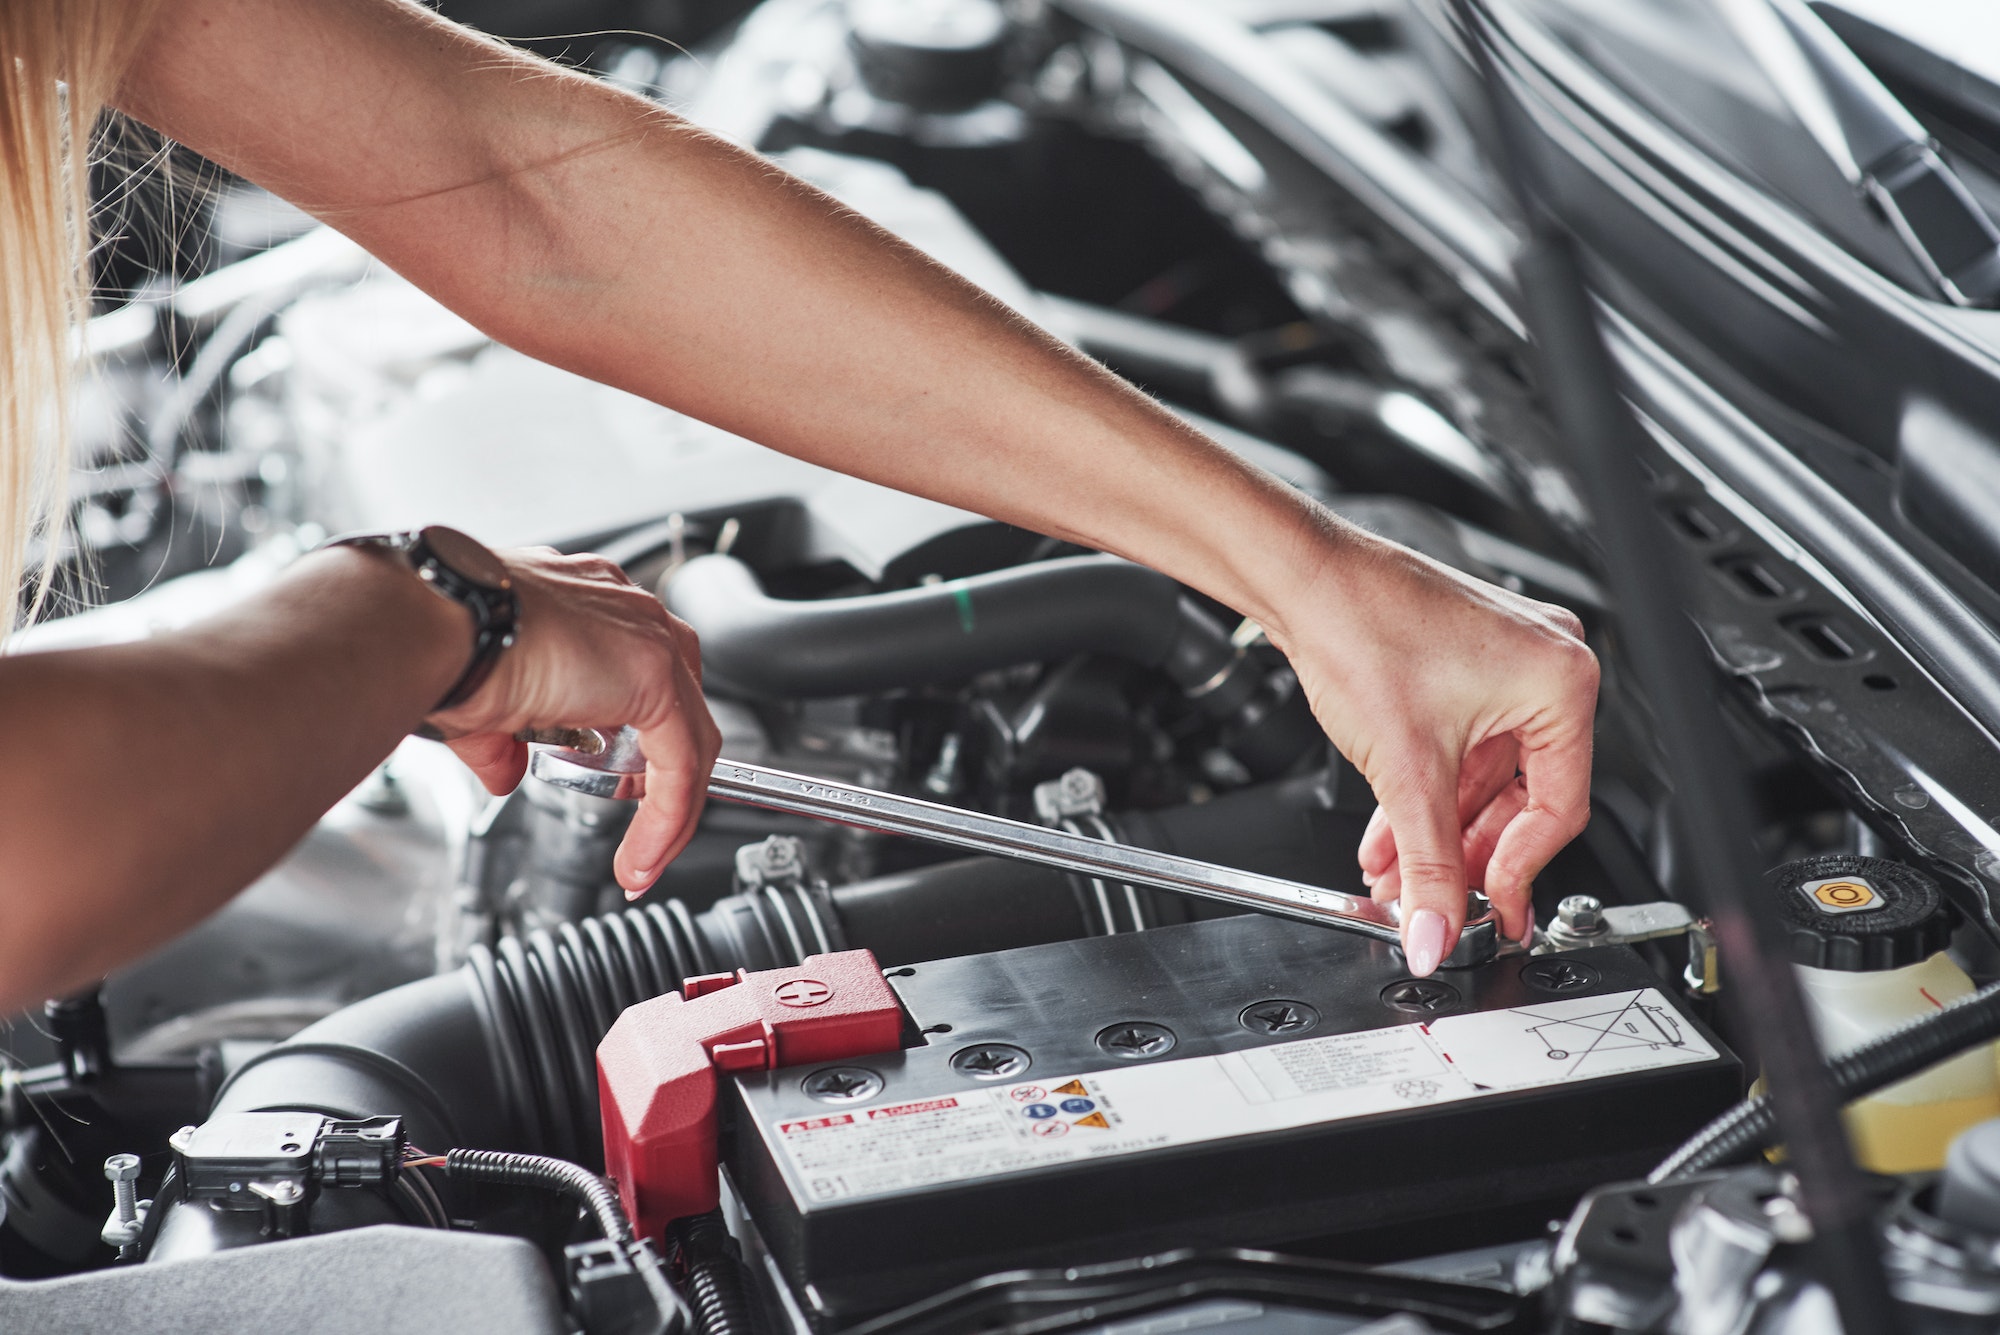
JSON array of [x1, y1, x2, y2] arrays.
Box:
[[520, 726, 1501, 966]]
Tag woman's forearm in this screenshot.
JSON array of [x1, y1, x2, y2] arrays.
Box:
[[117, 0, 1343, 633], [0, 549, 466, 1011]]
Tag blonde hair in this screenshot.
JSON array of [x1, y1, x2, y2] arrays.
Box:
[[1, 1, 151, 630]]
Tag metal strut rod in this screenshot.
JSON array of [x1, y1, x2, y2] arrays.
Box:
[[521, 727, 1499, 966]]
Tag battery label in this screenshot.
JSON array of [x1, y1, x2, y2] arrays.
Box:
[[771, 989, 1716, 1204]]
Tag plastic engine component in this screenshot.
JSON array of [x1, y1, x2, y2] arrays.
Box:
[[726, 915, 1741, 1318], [0, 1225, 565, 1335], [1767, 854, 1955, 970], [598, 949, 904, 1241]]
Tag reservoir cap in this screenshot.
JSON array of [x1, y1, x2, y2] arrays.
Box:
[[1767, 854, 1954, 971]]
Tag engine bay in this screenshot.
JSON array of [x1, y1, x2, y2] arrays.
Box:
[[13, 1, 2000, 1332]]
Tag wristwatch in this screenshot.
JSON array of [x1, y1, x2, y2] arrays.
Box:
[[324, 525, 520, 713]]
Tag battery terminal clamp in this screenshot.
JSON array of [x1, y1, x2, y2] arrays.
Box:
[[598, 949, 904, 1241]]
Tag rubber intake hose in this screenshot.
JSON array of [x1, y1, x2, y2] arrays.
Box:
[[1652, 976, 2000, 1180], [210, 902, 716, 1173], [665, 553, 1246, 706]]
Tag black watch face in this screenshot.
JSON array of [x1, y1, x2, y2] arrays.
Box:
[[421, 526, 511, 591]]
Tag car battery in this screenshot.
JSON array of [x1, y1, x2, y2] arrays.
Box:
[[725, 913, 1741, 1319]]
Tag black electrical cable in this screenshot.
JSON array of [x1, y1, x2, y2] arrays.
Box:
[[671, 1213, 756, 1335], [1654, 977, 2000, 1180], [445, 1148, 681, 1324], [445, 1147, 632, 1244], [1439, 1, 1902, 1328]]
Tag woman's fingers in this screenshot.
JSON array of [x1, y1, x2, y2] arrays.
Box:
[[1361, 737, 1518, 884], [615, 653, 722, 895], [1358, 805, 1395, 883], [1368, 749, 1470, 977], [446, 731, 529, 794], [1481, 723, 1594, 930], [1458, 778, 1532, 938], [1362, 736, 1519, 894]]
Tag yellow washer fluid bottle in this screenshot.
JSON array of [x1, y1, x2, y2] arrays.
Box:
[[1769, 855, 1999, 1173]]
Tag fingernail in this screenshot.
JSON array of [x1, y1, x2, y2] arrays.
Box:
[[1360, 870, 1376, 888], [1403, 909, 1448, 977], [1518, 907, 1537, 944]]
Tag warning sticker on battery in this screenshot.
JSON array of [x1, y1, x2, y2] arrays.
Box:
[[770, 989, 1716, 1204]]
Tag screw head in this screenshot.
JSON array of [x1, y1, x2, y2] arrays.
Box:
[[950, 1043, 1032, 1081], [1381, 979, 1462, 1013], [1034, 768, 1107, 823], [737, 834, 806, 886], [1556, 895, 1605, 934], [103, 1154, 140, 1184], [1522, 957, 1602, 993], [756, 835, 802, 875], [1239, 1000, 1320, 1035], [802, 1066, 884, 1104], [1096, 1022, 1176, 1059]]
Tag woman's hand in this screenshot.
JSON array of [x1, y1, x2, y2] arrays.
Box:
[[425, 547, 721, 897], [1264, 523, 1599, 975]]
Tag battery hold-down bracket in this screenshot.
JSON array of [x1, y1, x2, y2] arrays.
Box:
[[598, 950, 904, 1240]]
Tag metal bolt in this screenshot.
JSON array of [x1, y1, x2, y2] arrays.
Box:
[[1034, 768, 1107, 824], [1096, 1022, 1176, 1059], [1381, 979, 1462, 1013], [1240, 1001, 1320, 1035], [802, 1066, 884, 1104], [950, 1044, 1031, 1081], [737, 834, 805, 888], [104, 1154, 140, 1223], [1522, 958, 1601, 993], [252, 1179, 305, 1206], [1556, 895, 1606, 935], [101, 1153, 148, 1256]]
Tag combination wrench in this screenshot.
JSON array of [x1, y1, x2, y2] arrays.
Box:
[[519, 726, 1502, 967]]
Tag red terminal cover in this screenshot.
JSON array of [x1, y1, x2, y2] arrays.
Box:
[[598, 950, 904, 1239]]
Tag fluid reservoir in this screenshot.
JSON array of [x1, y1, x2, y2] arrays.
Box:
[[1770, 854, 2000, 1173]]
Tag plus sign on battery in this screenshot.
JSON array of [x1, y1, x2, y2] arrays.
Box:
[[774, 979, 833, 1007]]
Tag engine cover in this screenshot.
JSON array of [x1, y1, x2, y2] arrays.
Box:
[[725, 915, 1740, 1318]]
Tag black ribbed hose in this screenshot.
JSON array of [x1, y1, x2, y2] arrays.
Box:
[[672, 1212, 755, 1335], [211, 899, 715, 1178], [470, 901, 716, 1166], [1653, 978, 2000, 1180]]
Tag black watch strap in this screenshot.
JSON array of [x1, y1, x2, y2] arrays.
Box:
[[325, 526, 521, 714]]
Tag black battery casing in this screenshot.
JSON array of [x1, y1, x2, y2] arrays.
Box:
[[725, 914, 1739, 1319]]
